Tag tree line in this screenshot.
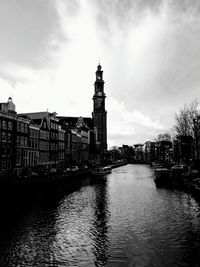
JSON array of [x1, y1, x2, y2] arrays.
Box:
[[155, 99, 200, 141]]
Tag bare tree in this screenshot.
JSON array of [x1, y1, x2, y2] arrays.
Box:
[[174, 99, 200, 137], [154, 132, 172, 142]]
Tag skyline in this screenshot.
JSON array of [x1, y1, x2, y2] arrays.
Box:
[[1, 0, 200, 148]]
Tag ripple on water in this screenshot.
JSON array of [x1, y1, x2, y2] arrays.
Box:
[[1, 164, 200, 266]]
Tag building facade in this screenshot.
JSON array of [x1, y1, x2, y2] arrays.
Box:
[[0, 98, 16, 175], [28, 124, 39, 167], [0, 65, 108, 175]]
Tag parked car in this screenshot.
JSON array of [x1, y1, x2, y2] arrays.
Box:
[[63, 168, 71, 175], [81, 164, 88, 169], [171, 164, 186, 171], [71, 166, 79, 172]]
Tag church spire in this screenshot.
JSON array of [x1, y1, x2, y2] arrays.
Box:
[[92, 63, 107, 152]]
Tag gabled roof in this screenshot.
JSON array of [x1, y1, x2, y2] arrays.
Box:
[[57, 116, 94, 129]]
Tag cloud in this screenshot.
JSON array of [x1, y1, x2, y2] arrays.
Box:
[[107, 98, 165, 147], [0, 0, 64, 71], [92, 0, 200, 129], [1, 0, 200, 148]]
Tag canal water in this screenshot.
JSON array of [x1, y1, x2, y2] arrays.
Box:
[[0, 164, 200, 267]]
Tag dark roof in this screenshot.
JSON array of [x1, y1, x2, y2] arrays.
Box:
[[19, 115, 45, 127], [57, 116, 94, 129], [31, 118, 43, 126]]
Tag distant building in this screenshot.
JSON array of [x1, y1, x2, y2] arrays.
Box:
[[121, 145, 135, 162], [144, 141, 156, 163], [173, 135, 194, 164], [155, 140, 172, 164], [134, 144, 144, 162]]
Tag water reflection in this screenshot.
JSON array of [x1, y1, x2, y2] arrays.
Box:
[[91, 179, 110, 266], [0, 165, 200, 266], [52, 177, 110, 267], [0, 195, 61, 267]]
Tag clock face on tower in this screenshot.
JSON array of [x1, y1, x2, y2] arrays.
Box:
[[97, 75, 101, 80]]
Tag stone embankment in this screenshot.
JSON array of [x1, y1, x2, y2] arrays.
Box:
[[154, 166, 200, 199]]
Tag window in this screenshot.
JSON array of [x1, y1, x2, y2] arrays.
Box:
[[2, 132, 6, 141], [17, 122, 20, 132], [24, 124, 28, 133], [8, 133, 12, 142], [20, 136, 24, 146], [17, 136, 20, 145], [2, 120, 7, 129], [40, 130, 49, 140], [8, 121, 13, 130], [23, 150, 28, 167], [35, 140, 39, 149], [39, 141, 49, 151], [1, 159, 7, 169], [39, 151, 49, 163], [1, 147, 6, 157], [24, 137, 28, 147], [59, 132, 64, 141], [21, 123, 24, 133], [67, 134, 70, 148], [16, 149, 22, 166], [59, 152, 64, 160], [59, 142, 65, 150]]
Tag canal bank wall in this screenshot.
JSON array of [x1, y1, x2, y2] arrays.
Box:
[[110, 162, 127, 169], [154, 167, 200, 200], [0, 162, 127, 200]]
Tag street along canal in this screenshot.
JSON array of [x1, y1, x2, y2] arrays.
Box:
[[0, 164, 200, 266]]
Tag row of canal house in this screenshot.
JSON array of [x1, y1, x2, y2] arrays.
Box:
[[115, 137, 196, 167], [136, 139, 192, 165], [0, 98, 98, 177]]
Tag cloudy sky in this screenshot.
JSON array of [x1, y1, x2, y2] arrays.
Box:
[[0, 0, 200, 148]]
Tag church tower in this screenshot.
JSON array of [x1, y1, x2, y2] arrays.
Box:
[[92, 64, 107, 153]]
